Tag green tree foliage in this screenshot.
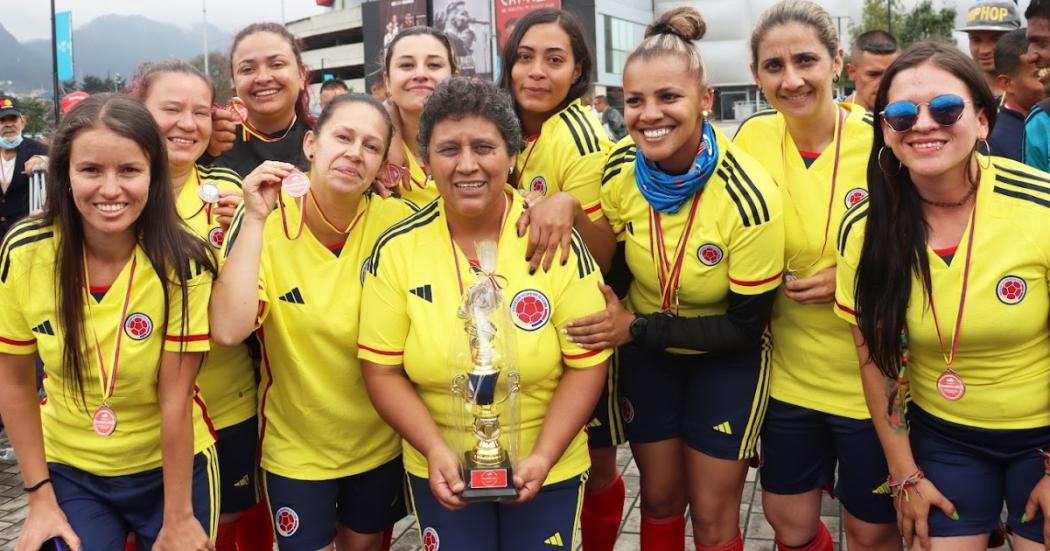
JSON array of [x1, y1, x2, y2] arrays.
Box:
[[189, 51, 234, 104], [17, 97, 53, 135], [80, 75, 126, 94], [849, 0, 957, 48]]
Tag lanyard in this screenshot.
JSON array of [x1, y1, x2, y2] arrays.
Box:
[[513, 134, 541, 189], [927, 202, 978, 370], [451, 193, 510, 297], [783, 106, 847, 274], [649, 192, 702, 313], [308, 189, 366, 235], [83, 254, 138, 405], [181, 169, 214, 225]]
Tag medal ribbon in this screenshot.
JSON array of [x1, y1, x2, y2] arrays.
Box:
[[278, 192, 306, 240], [182, 169, 214, 225], [783, 106, 846, 274], [241, 115, 298, 144], [512, 134, 541, 189], [451, 193, 511, 297], [927, 202, 978, 370], [83, 254, 138, 405], [307, 188, 367, 235], [649, 192, 703, 313]]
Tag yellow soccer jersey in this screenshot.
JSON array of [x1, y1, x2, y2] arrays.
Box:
[[176, 165, 255, 430], [735, 103, 875, 419], [358, 189, 612, 485], [600, 128, 784, 333], [0, 221, 215, 476], [398, 140, 440, 208], [515, 99, 611, 221], [222, 193, 412, 479], [835, 157, 1050, 430]]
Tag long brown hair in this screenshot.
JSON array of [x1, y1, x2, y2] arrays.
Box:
[[46, 94, 216, 408], [230, 22, 315, 129]]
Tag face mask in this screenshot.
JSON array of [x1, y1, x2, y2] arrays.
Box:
[[0, 135, 23, 149]]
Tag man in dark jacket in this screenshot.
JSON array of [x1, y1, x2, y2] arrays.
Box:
[[0, 97, 48, 238], [595, 95, 628, 141]]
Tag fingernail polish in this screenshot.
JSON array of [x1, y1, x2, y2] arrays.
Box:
[[951, 511, 960, 521], [529, 267, 536, 275]]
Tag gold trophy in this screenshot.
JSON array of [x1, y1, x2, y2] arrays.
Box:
[[451, 241, 520, 501]]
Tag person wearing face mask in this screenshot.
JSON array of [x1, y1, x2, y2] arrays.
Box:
[[838, 41, 1050, 551], [0, 97, 48, 238]]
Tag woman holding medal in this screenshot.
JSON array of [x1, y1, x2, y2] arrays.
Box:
[[732, 2, 901, 550], [207, 22, 313, 179], [210, 93, 411, 551], [379, 27, 457, 207], [358, 76, 611, 551], [131, 60, 268, 551], [562, 8, 784, 550], [836, 41, 1050, 551], [0, 94, 218, 550]]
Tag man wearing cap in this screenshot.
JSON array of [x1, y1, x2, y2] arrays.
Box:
[[0, 97, 48, 238], [960, 0, 1023, 97]]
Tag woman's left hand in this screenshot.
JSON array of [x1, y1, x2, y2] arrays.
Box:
[[213, 190, 243, 230], [154, 513, 213, 551], [1022, 474, 1050, 549], [516, 192, 578, 274], [512, 454, 554, 505], [564, 283, 634, 350], [783, 267, 836, 304]]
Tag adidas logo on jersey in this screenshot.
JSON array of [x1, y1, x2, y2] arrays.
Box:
[[713, 421, 733, 435], [588, 418, 603, 428], [544, 532, 564, 547], [234, 475, 250, 487], [31, 320, 54, 336], [410, 284, 433, 302], [278, 287, 305, 304]]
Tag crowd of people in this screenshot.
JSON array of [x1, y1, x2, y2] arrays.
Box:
[[2, 0, 1050, 550]]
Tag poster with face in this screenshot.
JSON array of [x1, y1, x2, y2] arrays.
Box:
[[381, 0, 428, 49], [494, 0, 561, 52], [432, 0, 493, 80]]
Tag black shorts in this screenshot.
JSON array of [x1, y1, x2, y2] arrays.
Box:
[[619, 340, 769, 460], [215, 415, 259, 515], [587, 348, 626, 449]]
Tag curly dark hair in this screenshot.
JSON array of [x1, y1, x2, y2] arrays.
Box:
[[417, 77, 523, 159]]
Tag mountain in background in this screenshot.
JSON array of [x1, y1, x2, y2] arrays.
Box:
[[1, 14, 231, 93]]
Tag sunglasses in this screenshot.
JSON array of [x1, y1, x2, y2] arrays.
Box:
[[880, 94, 972, 133]]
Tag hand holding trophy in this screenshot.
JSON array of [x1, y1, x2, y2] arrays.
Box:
[[451, 241, 521, 502]]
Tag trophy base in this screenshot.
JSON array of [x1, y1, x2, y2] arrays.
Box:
[[461, 453, 518, 502]]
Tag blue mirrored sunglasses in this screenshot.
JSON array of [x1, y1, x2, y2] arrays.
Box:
[[880, 94, 972, 133]]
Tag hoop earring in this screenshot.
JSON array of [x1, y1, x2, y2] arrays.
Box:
[[976, 139, 992, 170], [833, 74, 840, 84], [878, 146, 901, 174]]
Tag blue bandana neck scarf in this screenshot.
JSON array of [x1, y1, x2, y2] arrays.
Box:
[[634, 120, 719, 214]]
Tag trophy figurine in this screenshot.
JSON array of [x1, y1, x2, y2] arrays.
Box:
[[451, 241, 520, 501]]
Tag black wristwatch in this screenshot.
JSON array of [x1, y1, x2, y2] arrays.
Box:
[[629, 315, 648, 342]]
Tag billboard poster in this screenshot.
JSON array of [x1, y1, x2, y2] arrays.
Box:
[[381, 0, 429, 49], [56, 11, 74, 82], [432, 0, 493, 80], [494, 0, 561, 52]]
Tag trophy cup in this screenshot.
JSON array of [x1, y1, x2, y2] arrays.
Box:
[[450, 241, 520, 501]]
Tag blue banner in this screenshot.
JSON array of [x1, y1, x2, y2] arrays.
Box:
[[56, 11, 74, 82]]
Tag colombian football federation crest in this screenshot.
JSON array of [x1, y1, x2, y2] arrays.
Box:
[[844, 188, 868, 208], [275, 506, 299, 537], [697, 244, 724, 266], [510, 289, 551, 331], [422, 527, 440, 551], [621, 397, 635, 423], [208, 226, 224, 249], [124, 313, 153, 340], [997, 275, 1027, 305], [530, 176, 548, 196]]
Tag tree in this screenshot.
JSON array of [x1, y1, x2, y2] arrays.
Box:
[[848, 0, 906, 39], [189, 51, 234, 104], [17, 97, 53, 135], [849, 0, 956, 48]]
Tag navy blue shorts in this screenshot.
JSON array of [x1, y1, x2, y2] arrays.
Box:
[[910, 406, 1050, 543], [215, 415, 259, 515], [759, 398, 895, 523], [49, 446, 219, 551], [408, 472, 585, 550], [619, 341, 769, 460], [587, 349, 626, 450], [263, 456, 406, 550]]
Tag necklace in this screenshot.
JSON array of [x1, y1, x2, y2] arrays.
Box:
[[918, 180, 978, 208]]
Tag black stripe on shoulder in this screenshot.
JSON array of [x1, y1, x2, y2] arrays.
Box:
[[994, 163, 1050, 185], [1, 229, 54, 283], [733, 109, 777, 139], [724, 152, 771, 223], [564, 107, 597, 154], [861, 115, 875, 127], [569, 105, 602, 153], [223, 208, 248, 257], [608, 143, 636, 160], [994, 185, 1050, 208], [0, 218, 50, 262], [558, 112, 588, 156], [717, 168, 754, 227], [368, 201, 441, 276], [567, 229, 596, 279], [995, 173, 1050, 199], [198, 165, 244, 189], [602, 168, 623, 186], [837, 199, 869, 255]]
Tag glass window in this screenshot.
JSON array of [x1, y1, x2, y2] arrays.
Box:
[[604, 15, 645, 74]]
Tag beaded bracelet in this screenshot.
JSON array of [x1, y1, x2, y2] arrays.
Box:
[[886, 470, 925, 506], [1039, 449, 1050, 476]]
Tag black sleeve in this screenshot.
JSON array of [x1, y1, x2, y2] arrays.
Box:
[[637, 288, 777, 353], [27, 139, 48, 156]]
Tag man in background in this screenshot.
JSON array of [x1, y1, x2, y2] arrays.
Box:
[[989, 29, 1045, 161], [844, 30, 900, 112], [594, 95, 627, 141], [0, 97, 48, 238], [1022, 0, 1050, 170], [960, 0, 1022, 97]]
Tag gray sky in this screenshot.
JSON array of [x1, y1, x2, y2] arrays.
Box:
[[0, 0, 333, 42]]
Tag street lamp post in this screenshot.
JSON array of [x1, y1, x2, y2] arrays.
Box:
[[203, 0, 209, 77], [50, 0, 60, 123]]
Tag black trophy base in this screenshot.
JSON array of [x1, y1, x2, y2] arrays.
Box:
[[460, 453, 519, 502]]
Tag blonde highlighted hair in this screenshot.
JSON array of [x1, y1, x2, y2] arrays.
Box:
[[626, 7, 708, 86]]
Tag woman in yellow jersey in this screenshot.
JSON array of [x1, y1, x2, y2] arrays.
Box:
[[566, 8, 783, 551], [206, 23, 314, 179], [359, 77, 610, 551], [378, 27, 457, 206], [0, 94, 218, 551], [130, 60, 264, 551], [210, 93, 410, 551], [837, 42, 1050, 551], [497, 11, 619, 549], [732, 2, 901, 550]]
